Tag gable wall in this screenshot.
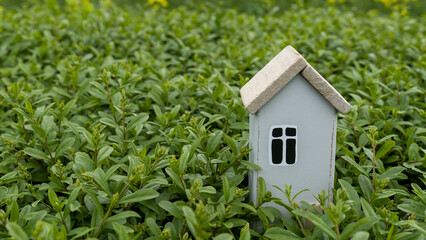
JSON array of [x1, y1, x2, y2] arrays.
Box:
[[249, 74, 337, 216]]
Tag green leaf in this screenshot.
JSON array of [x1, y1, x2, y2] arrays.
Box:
[[12, 108, 32, 122], [165, 168, 185, 190], [213, 233, 233, 240], [407, 143, 420, 161], [397, 220, 426, 235], [378, 166, 405, 181], [223, 175, 230, 202], [182, 207, 197, 237], [360, 198, 381, 236], [178, 143, 198, 174], [74, 152, 94, 172], [55, 137, 75, 159], [341, 156, 368, 176], [340, 217, 379, 239], [230, 202, 257, 214], [6, 223, 28, 240], [24, 147, 50, 162], [411, 183, 426, 204], [146, 217, 161, 236], [48, 187, 60, 210], [0, 91, 15, 105], [264, 227, 301, 240], [339, 179, 361, 216], [31, 125, 46, 139], [25, 100, 34, 116], [10, 201, 19, 222], [127, 113, 149, 131], [159, 200, 183, 219], [358, 175, 372, 201], [257, 177, 266, 206], [119, 188, 159, 204], [239, 223, 251, 240], [292, 209, 337, 239], [240, 160, 261, 171], [100, 117, 119, 128], [68, 227, 93, 240], [351, 231, 370, 240], [112, 222, 130, 240], [376, 140, 395, 159], [105, 211, 141, 224], [206, 130, 223, 155], [65, 186, 81, 218], [97, 146, 114, 163], [92, 168, 111, 195]]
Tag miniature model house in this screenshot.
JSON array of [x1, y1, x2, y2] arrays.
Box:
[[240, 45, 351, 216]]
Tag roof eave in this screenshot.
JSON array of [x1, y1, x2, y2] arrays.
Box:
[[301, 65, 352, 114], [240, 45, 352, 115]]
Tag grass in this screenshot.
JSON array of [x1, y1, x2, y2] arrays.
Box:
[[0, 1, 425, 239]]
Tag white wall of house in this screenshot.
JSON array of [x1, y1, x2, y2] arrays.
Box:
[[249, 74, 337, 217]]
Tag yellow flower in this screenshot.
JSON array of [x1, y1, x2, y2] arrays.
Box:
[[81, 0, 94, 12], [148, 0, 169, 8]]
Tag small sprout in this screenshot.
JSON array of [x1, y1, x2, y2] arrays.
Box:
[[25, 100, 34, 116], [182, 232, 190, 240], [92, 126, 101, 144], [264, 191, 272, 202], [159, 229, 170, 239], [32, 221, 44, 240], [110, 65, 118, 77], [0, 209, 7, 220], [191, 179, 200, 196], [67, 146, 75, 156], [235, 188, 244, 198], [225, 205, 232, 215], [110, 193, 120, 208], [121, 89, 127, 108], [156, 146, 165, 158], [195, 201, 205, 216], [134, 223, 144, 233], [170, 155, 178, 171], [380, 178, 390, 189], [18, 162, 30, 180], [81, 173, 92, 182]]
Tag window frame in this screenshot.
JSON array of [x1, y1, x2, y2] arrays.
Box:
[[268, 125, 298, 166]]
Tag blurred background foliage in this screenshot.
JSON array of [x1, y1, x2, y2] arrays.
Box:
[[0, 0, 425, 17]]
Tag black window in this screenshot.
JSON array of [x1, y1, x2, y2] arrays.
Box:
[[271, 139, 283, 164], [270, 125, 297, 166]]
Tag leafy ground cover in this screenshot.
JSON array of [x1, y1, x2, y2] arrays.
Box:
[[0, 1, 425, 239]]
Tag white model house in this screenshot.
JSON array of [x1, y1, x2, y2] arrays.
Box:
[[240, 45, 351, 217]]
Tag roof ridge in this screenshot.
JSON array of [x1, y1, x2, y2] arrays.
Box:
[[240, 45, 351, 114]]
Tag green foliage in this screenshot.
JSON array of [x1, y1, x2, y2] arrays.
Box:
[[0, 1, 425, 239]]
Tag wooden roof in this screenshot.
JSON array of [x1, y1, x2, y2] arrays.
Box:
[[240, 45, 352, 114]]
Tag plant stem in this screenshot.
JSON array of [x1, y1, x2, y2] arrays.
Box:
[[218, 157, 239, 176], [122, 107, 126, 141], [31, 116, 55, 163], [372, 140, 376, 192], [43, 139, 55, 164], [105, 84, 117, 122], [22, 123, 30, 142], [94, 143, 98, 168], [351, 123, 359, 148], [295, 215, 309, 240], [58, 210, 68, 233], [138, 157, 159, 189], [94, 181, 131, 238], [334, 222, 341, 240]]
